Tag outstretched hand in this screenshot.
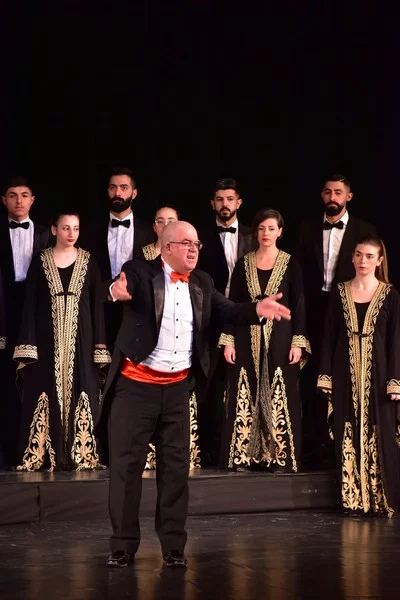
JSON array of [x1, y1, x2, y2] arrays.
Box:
[[256, 293, 291, 321], [111, 271, 132, 301]]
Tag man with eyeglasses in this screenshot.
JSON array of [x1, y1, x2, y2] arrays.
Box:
[[96, 220, 290, 570], [80, 166, 154, 350]]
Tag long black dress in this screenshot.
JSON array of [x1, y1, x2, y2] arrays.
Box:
[[317, 281, 400, 517], [219, 250, 310, 471], [13, 248, 111, 471]]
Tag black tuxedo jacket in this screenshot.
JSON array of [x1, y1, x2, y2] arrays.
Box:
[[296, 214, 376, 307], [0, 218, 49, 345], [96, 256, 261, 428], [79, 215, 155, 282], [197, 222, 255, 295]]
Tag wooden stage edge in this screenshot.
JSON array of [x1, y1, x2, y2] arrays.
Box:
[[0, 468, 339, 525]]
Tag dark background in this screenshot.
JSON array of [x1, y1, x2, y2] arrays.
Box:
[[1, 2, 398, 278]]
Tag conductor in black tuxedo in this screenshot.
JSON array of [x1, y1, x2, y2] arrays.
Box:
[[79, 166, 154, 349], [0, 176, 49, 467], [98, 221, 291, 569], [296, 173, 376, 467], [197, 178, 255, 464]]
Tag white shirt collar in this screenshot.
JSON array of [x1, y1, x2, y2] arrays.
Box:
[[8, 217, 32, 224]]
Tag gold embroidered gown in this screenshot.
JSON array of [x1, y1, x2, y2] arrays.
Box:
[[317, 281, 400, 517], [219, 251, 310, 471], [140, 242, 201, 471], [13, 248, 111, 471]]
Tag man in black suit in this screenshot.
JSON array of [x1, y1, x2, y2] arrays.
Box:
[[297, 173, 376, 468], [0, 176, 49, 467], [99, 221, 290, 569], [80, 166, 154, 349], [197, 178, 255, 464]]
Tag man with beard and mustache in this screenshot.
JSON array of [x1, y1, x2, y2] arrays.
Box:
[[296, 173, 376, 469], [80, 167, 154, 350], [197, 178, 255, 465]]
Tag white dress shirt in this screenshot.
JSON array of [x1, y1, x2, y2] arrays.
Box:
[[322, 210, 349, 292], [8, 218, 34, 282], [108, 211, 134, 278], [142, 260, 193, 372], [217, 217, 239, 297]]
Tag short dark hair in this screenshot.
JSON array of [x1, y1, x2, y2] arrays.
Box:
[[3, 176, 33, 196], [323, 173, 351, 189], [213, 178, 240, 196], [109, 167, 137, 189], [251, 208, 284, 239]]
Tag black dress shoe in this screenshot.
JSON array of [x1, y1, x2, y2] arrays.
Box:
[[106, 551, 135, 568], [162, 550, 187, 568]]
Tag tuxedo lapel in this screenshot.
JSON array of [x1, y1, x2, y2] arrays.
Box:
[[32, 223, 48, 254], [313, 222, 324, 280], [189, 279, 203, 334], [336, 216, 354, 274], [152, 272, 165, 333], [0, 222, 15, 282], [237, 224, 247, 259]]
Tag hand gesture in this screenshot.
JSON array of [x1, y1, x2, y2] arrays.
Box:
[[256, 293, 291, 321], [111, 272, 132, 301], [288, 347, 302, 365]]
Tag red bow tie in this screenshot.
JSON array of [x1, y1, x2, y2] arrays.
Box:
[[170, 271, 190, 284]]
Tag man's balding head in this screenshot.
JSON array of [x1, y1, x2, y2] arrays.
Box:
[[161, 221, 201, 274]]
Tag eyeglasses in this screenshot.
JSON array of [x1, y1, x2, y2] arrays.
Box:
[[154, 218, 178, 226], [168, 240, 203, 250]]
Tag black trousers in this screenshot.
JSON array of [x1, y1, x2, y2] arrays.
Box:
[[108, 374, 190, 554]]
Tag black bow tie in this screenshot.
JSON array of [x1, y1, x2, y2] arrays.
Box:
[[111, 218, 131, 229], [9, 221, 30, 230], [323, 220, 344, 230], [217, 225, 237, 234]]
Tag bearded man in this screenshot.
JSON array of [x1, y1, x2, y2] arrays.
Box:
[[80, 167, 154, 349], [296, 173, 376, 468]]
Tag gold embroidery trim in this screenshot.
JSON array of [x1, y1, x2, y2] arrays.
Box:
[[93, 348, 111, 364], [317, 374, 332, 390], [270, 367, 297, 472], [369, 426, 394, 517], [41, 247, 90, 458], [13, 344, 38, 361], [396, 424, 400, 449], [229, 367, 253, 468], [142, 243, 158, 261], [0, 336, 5, 350], [218, 333, 235, 347], [387, 379, 400, 394], [291, 335, 311, 355], [244, 251, 290, 384], [17, 392, 57, 472], [340, 281, 391, 513], [327, 400, 334, 440], [341, 422, 364, 512], [71, 392, 100, 469]]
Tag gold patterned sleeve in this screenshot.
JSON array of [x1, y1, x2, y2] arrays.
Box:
[[13, 344, 38, 363], [217, 333, 235, 348], [317, 374, 332, 391], [387, 379, 400, 395], [291, 334, 311, 354], [93, 348, 112, 366]]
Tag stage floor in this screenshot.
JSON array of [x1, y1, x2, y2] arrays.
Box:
[[0, 468, 339, 524], [1, 511, 400, 600]]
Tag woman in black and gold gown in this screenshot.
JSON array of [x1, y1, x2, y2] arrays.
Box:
[[13, 213, 111, 471], [317, 235, 400, 517], [140, 206, 201, 470], [219, 208, 310, 472]]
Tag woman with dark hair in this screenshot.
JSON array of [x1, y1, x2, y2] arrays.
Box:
[[140, 206, 179, 260], [13, 212, 111, 471], [140, 206, 200, 471], [318, 234, 400, 517], [219, 208, 310, 472]]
